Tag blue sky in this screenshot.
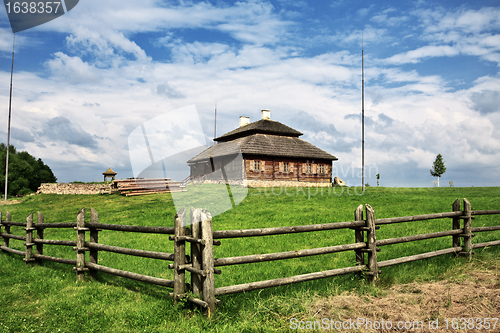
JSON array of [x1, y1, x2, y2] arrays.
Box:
[[1, 0, 499, 187]]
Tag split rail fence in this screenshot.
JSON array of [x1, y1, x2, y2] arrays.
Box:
[[1, 198, 500, 317], [0, 208, 176, 287]]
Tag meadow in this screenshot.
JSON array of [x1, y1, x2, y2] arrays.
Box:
[[0, 186, 499, 332]]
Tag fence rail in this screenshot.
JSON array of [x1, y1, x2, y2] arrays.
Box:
[[212, 220, 365, 238], [32, 253, 77, 265], [84, 242, 174, 261], [377, 247, 463, 268], [1, 198, 500, 317], [213, 242, 366, 267], [377, 229, 463, 246], [85, 222, 174, 234], [374, 211, 464, 225], [170, 198, 500, 316], [0, 208, 175, 286]]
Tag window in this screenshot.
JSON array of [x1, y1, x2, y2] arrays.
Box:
[[318, 164, 325, 174], [253, 160, 260, 171], [283, 162, 289, 173], [306, 163, 312, 174]]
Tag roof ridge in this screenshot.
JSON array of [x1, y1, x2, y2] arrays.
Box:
[[215, 118, 303, 142]]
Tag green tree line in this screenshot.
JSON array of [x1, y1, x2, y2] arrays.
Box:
[[0, 143, 57, 197]]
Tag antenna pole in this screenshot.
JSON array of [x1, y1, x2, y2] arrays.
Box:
[[362, 32, 365, 192], [214, 99, 217, 145], [4, 33, 15, 200]]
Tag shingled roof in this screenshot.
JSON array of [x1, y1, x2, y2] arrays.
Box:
[[188, 118, 337, 163], [102, 167, 117, 176], [214, 119, 303, 142]]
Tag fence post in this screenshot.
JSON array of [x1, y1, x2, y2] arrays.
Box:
[[191, 207, 202, 297], [89, 208, 100, 279], [3, 212, 11, 249], [201, 209, 215, 317], [452, 199, 461, 249], [0, 212, 2, 248], [173, 208, 187, 302], [461, 198, 473, 258], [354, 204, 364, 267], [365, 204, 378, 283], [75, 208, 87, 282], [35, 212, 44, 263], [24, 213, 35, 264]]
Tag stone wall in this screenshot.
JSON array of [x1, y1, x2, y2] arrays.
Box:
[[194, 179, 332, 188], [245, 179, 332, 188], [37, 180, 333, 195], [36, 183, 111, 195]]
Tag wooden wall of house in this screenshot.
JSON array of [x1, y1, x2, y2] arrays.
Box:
[[245, 156, 332, 183], [190, 155, 244, 180], [190, 162, 211, 178], [191, 155, 333, 183]]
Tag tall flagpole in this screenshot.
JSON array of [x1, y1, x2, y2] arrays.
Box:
[[362, 32, 365, 192], [4, 33, 15, 200], [214, 99, 217, 145]]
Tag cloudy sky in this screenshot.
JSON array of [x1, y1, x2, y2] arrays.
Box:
[[1, 0, 499, 187]]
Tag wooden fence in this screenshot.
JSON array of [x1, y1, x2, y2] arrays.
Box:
[[0, 208, 176, 287], [169, 198, 500, 316], [1, 198, 500, 317]]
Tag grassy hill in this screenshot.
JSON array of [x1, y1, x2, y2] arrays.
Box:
[[0, 186, 499, 332]]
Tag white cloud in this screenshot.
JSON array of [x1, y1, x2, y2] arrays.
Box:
[[65, 26, 150, 66], [39, 0, 292, 46], [385, 45, 459, 64], [45, 52, 100, 83], [387, 7, 500, 66], [0, 1, 499, 186], [470, 90, 500, 115], [370, 8, 408, 26], [419, 7, 500, 34], [0, 28, 38, 53], [356, 6, 373, 18], [0, 29, 15, 52], [328, 26, 391, 46]]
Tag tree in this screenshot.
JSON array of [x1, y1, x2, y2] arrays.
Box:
[[0, 143, 57, 197], [376, 173, 380, 187], [430, 154, 446, 187]]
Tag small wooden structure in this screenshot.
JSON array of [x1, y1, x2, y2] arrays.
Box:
[[102, 167, 117, 182]]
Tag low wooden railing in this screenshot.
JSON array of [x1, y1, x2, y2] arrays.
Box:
[[0, 208, 176, 287], [168, 198, 500, 316]]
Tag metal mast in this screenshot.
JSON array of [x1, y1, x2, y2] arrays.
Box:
[[4, 34, 15, 200], [362, 33, 365, 192], [214, 99, 217, 145]]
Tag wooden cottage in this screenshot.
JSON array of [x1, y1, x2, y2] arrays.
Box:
[[187, 110, 338, 187]]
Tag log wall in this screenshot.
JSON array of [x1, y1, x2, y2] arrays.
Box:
[[245, 156, 332, 183], [189, 156, 333, 184]]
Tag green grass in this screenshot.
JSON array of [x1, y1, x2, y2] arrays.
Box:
[[0, 186, 499, 332]]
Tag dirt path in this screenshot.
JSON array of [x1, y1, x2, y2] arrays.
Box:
[[302, 259, 499, 332], [0, 199, 23, 206]]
